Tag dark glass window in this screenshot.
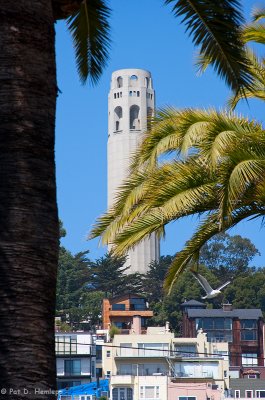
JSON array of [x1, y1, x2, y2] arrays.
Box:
[[64, 359, 81, 375], [112, 303, 126, 310], [96, 345, 102, 361], [241, 319, 257, 329], [241, 319, 257, 341], [196, 318, 232, 342]]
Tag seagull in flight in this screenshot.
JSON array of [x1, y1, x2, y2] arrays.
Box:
[[191, 271, 231, 299]]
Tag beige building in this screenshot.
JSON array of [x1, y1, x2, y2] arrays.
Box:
[[102, 321, 229, 400]]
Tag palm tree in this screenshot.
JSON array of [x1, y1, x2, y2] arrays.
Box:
[[0, 0, 111, 396], [0, 0, 251, 396], [90, 108, 265, 291]]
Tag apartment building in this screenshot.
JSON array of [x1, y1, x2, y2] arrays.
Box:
[[181, 301, 264, 377], [55, 332, 96, 389], [102, 319, 228, 400], [102, 294, 153, 332]]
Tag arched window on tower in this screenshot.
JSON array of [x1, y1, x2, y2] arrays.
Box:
[[114, 106, 122, 132], [117, 76, 123, 88], [130, 75, 138, 87], [130, 105, 140, 130], [145, 77, 149, 88]]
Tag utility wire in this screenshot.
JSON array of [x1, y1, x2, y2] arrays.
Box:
[[55, 340, 263, 361]]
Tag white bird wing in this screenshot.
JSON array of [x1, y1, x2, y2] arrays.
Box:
[[192, 272, 213, 294], [216, 281, 231, 291]]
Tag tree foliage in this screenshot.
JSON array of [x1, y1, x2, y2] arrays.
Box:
[[56, 248, 144, 330], [200, 232, 259, 279]]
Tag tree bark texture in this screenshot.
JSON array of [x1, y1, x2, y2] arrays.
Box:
[[0, 1, 58, 398]]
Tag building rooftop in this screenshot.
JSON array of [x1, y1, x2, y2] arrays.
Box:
[[187, 308, 263, 319], [181, 300, 205, 307]]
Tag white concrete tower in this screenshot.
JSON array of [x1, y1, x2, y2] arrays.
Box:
[[107, 68, 160, 274]]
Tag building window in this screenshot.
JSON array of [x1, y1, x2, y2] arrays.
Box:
[[117, 76, 123, 88], [241, 319, 258, 341], [130, 75, 138, 81], [112, 388, 132, 400], [114, 106, 122, 132], [248, 374, 257, 379], [130, 298, 146, 311], [174, 344, 196, 357], [138, 343, 169, 357], [96, 345, 102, 361], [137, 91, 140, 97], [242, 353, 258, 366], [246, 391, 253, 398], [145, 77, 149, 88], [195, 318, 232, 342], [106, 350, 111, 358], [55, 336, 77, 355], [112, 303, 126, 310], [256, 390, 265, 397], [130, 105, 140, 130], [235, 391, 240, 398], [106, 370, 111, 378], [179, 397, 196, 400], [140, 386, 160, 399], [64, 359, 81, 375]]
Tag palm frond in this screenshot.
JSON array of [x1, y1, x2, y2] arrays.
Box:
[[242, 23, 265, 45], [252, 7, 265, 22], [194, 50, 213, 76], [227, 49, 265, 109], [164, 0, 252, 93], [67, 0, 111, 84]]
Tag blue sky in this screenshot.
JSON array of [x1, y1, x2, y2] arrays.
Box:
[[56, 0, 265, 267]]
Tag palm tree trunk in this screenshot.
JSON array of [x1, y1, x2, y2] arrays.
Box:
[[0, 1, 58, 397]]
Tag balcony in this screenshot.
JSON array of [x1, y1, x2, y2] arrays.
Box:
[[173, 371, 214, 378], [115, 348, 171, 358], [111, 375, 135, 384], [116, 372, 168, 377], [109, 306, 153, 317]]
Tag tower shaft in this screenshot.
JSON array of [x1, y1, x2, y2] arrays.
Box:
[[108, 69, 160, 274]]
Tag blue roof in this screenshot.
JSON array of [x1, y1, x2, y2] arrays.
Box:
[[58, 379, 109, 398]]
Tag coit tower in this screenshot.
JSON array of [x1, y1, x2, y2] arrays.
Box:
[[107, 68, 160, 274]]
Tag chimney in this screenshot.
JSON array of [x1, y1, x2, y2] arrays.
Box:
[[222, 303, 233, 312], [131, 315, 142, 334]]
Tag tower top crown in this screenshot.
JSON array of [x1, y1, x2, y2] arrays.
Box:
[[110, 68, 153, 90]]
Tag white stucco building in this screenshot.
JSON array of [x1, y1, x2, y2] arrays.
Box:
[[107, 69, 160, 274], [55, 332, 96, 390]]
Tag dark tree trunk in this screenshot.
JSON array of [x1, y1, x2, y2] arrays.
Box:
[[0, 1, 58, 398]]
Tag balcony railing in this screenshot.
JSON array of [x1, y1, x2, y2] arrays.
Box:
[[110, 305, 148, 311], [115, 372, 168, 377], [115, 349, 171, 357], [174, 371, 213, 378]]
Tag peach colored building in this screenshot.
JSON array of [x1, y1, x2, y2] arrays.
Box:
[[168, 382, 222, 400]]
